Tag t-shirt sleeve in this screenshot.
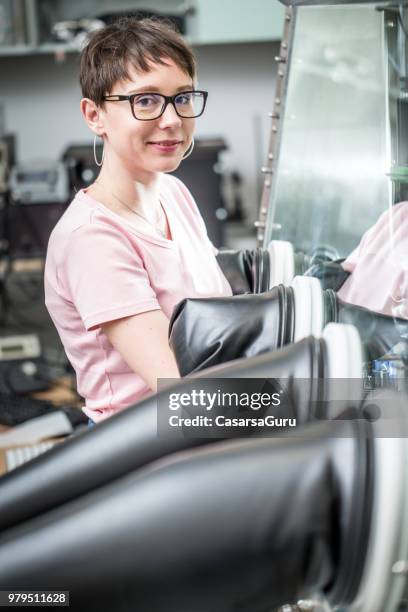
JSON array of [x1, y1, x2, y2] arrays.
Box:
[[60, 223, 160, 331]]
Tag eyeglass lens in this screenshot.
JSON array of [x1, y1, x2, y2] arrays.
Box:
[[133, 92, 205, 119]]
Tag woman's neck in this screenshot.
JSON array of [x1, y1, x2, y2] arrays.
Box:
[[94, 163, 162, 222]]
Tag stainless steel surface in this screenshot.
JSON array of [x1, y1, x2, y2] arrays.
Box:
[[264, 4, 390, 257], [279, 0, 399, 5], [347, 418, 408, 612], [392, 560, 408, 575], [297, 601, 317, 610]]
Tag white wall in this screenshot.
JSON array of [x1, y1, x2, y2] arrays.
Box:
[[0, 41, 279, 220]]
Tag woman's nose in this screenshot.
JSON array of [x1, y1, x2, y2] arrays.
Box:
[[158, 103, 183, 128]]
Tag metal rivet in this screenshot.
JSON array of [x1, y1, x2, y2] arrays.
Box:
[[265, 180, 271, 187], [281, 42, 288, 50], [278, 70, 284, 77], [272, 126, 278, 133], [268, 153, 274, 160], [261, 207, 267, 214], [261, 166, 272, 174]]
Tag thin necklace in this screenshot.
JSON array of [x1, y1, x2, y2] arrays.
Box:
[[93, 181, 167, 239]]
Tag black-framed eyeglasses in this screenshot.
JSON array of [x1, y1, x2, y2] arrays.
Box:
[[102, 90, 208, 121]]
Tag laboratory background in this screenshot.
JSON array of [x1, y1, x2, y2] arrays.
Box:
[[0, 0, 283, 411]]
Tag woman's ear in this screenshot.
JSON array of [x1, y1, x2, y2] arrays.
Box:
[[80, 98, 104, 135]]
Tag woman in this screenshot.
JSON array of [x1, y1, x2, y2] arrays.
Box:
[[44, 17, 232, 423]]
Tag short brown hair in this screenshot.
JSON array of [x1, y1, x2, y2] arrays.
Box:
[[79, 16, 197, 106]]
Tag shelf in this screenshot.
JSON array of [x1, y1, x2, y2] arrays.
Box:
[[0, 0, 285, 59], [0, 42, 80, 57]]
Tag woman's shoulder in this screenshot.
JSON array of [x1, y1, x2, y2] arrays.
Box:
[[48, 191, 89, 244], [161, 173, 189, 197], [160, 173, 199, 215], [54, 190, 131, 235], [161, 172, 183, 187], [47, 190, 132, 259]]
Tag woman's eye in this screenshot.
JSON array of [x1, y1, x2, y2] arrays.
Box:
[[176, 93, 192, 105], [135, 95, 160, 108]]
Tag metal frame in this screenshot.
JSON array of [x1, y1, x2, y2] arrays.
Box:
[[255, 5, 296, 245]]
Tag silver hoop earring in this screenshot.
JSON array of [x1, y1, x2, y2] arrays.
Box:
[[182, 137, 195, 160], [93, 134, 104, 167]]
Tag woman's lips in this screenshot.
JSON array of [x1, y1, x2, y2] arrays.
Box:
[[147, 141, 182, 153]]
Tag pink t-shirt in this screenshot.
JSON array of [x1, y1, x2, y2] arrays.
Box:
[[44, 173, 232, 422], [338, 201, 408, 320]]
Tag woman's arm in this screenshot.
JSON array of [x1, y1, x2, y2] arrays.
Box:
[[102, 309, 180, 392]]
